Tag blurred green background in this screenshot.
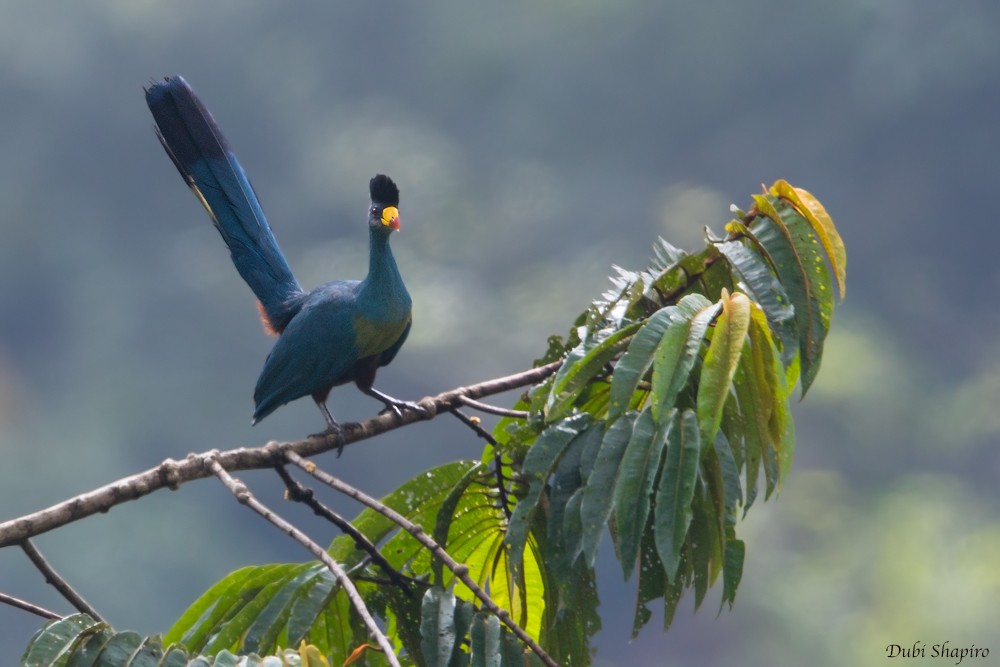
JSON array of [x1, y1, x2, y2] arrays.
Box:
[[1, 2, 998, 665]]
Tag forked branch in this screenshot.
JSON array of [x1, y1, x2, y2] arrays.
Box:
[[0, 360, 560, 548]]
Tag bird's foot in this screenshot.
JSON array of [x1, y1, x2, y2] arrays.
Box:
[[365, 386, 432, 421], [309, 420, 346, 455]]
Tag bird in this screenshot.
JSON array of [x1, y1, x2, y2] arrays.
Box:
[[144, 75, 426, 448]]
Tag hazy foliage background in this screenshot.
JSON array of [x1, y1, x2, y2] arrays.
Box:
[[1, 2, 998, 665]]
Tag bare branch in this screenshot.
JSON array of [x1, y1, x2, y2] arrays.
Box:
[[0, 592, 60, 620], [20, 540, 103, 622], [0, 361, 561, 548], [457, 395, 529, 418], [285, 450, 561, 667], [208, 454, 401, 667]]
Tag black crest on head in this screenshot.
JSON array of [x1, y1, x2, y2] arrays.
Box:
[[369, 174, 399, 206]]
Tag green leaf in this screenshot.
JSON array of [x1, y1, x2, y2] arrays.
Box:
[[653, 409, 701, 582], [336, 460, 482, 564], [432, 462, 491, 585], [20, 613, 324, 667], [650, 237, 687, 272], [732, 354, 765, 511], [612, 409, 668, 579], [421, 587, 461, 667], [285, 570, 352, 661], [166, 563, 301, 651], [714, 238, 797, 364], [607, 308, 674, 423], [745, 304, 788, 495], [775, 196, 836, 393], [712, 433, 743, 519], [748, 196, 832, 394], [20, 614, 109, 665], [696, 289, 750, 445], [688, 487, 715, 610], [650, 295, 720, 424], [579, 411, 637, 565], [545, 322, 642, 422], [202, 566, 307, 654], [88, 631, 142, 663], [720, 538, 746, 612], [506, 415, 590, 577], [546, 425, 590, 572], [470, 612, 502, 667], [242, 565, 323, 653]]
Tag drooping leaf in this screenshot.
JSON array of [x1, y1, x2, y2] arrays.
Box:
[[579, 411, 638, 565], [650, 295, 720, 424], [769, 180, 846, 299], [607, 307, 676, 423], [747, 197, 830, 395], [720, 538, 746, 613], [771, 195, 837, 393], [506, 415, 590, 576], [470, 612, 502, 667], [631, 520, 685, 636], [545, 322, 641, 422], [546, 426, 591, 572], [652, 409, 701, 582], [711, 432, 743, 519], [420, 587, 474, 667], [745, 303, 789, 495], [612, 409, 668, 578], [696, 289, 750, 445], [714, 237, 797, 364], [688, 485, 716, 611]]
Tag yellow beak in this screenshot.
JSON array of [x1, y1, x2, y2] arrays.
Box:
[[381, 206, 400, 231]]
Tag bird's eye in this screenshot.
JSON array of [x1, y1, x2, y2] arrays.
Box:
[[370, 206, 378, 216]]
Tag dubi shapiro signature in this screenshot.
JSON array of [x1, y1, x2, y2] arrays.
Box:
[[886, 642, 989, 665]]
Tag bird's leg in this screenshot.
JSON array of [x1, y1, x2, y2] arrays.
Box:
[[362, 386, 431, 420], [313, 398, 346, 457]]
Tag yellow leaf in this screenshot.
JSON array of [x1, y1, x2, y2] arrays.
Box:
[[769, 180, 847, 299]]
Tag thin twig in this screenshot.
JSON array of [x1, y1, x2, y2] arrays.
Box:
[[457, 395, 529, 418], [448, 409, 513, 520], [448, 408, 499, 448], [0, 361, 562, 549], [20, 539, 103, 622], [285, 450, 561, 667], [273, 464, 414, 594], [0, 591, 60, 620], [207, 455, 401, 667]]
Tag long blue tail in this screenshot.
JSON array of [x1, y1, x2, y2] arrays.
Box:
[[145, 75, 303, 333]]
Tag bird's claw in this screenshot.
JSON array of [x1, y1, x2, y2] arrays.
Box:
[[310, 423, 346, 457], [379, 399, 431, 420]]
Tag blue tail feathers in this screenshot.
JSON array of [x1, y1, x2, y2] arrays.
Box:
[[145, 76, 303, 333]]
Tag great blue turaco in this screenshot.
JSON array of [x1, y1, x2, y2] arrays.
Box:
[[144, 76, 426, 450]]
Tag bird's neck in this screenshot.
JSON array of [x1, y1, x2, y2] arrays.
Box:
[[362, 227, 406, 298]]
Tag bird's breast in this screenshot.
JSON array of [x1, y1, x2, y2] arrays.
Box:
[[352, 311, 411, 360]]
